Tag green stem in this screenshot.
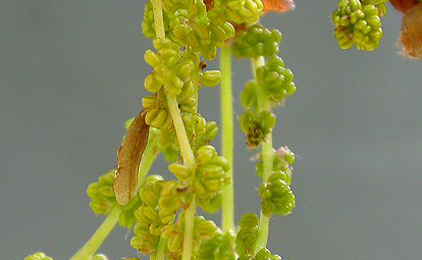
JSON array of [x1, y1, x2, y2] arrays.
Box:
[[182, 198, 197, 260], [220, 45, 234, 232], [251, 57, 274, 253], [151, 0, 165, 39], [70, 129, 159, 260], [166, 94, 197, 169], [156, 237, 167, 260], [69, 207, 122, 260], [150, 1, 197, 259], [150, 0, 196, 169]]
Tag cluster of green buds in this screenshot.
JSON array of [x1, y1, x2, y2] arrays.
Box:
[[144, 39, 197, 96], [235, 213, 259, 256], [214, 0, 264, 24], [232, 24, 282, 58], [228, 6, 297, 258], [130, 175, 176, 255], [197, 231, 236, 259], [143, 0, 236, 59], [259, 171, 296, 216], [169, 145, 231, 212], [161, 214, 218, 257], [255, 55, 296, 105], [238, 41, 296, 148], [182, 113, 219, 151], [332, 0, 388, 51], [235, 213, 282, 259], [87, 169, 142, 229], [256, 146, 295, 183], [240, 56, 296, 112], [258, 147, 296, 217], [238, 248, 282, 260]]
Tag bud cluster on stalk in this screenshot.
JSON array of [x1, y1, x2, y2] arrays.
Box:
[[232, 24, 282, 58], [160, 214, 218, 257], [257, 147, 296, 216], [235, 23, 296, 148], [332, 0, 388, 51], [87, 169, 143, 229], [235, 213, 282, 260]]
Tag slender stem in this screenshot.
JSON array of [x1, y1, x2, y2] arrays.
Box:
[[150, 1, 197, 259], [220, 45, 234, 232], [251, 57, 274, 253], [156, 237, 167, 260], [150, 0, 196, 169], [182, 198, 197, 260], [70, 207, 122, 260], [70, 129, 159, 260], [166, 94, 197, 169], [151, 0, 165, 39]]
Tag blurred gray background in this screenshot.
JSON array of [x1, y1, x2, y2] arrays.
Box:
[[1, 0, 422, 259]]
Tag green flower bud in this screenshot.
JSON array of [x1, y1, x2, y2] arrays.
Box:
[[195, 216, 218, 239], [233, 24, 282, 58], [254, 55, 296, 106], [197, 193, 222, 213], [142, 95, 158, 110], [259, 172, 296, 217], [145, 107, 173, 130], [200, 70, 222, 87], [159, 181, 188, 213], [25, 252, 53, 260], [196, 145, 217, 166], [255, 248, 282, 260], [144, 74, 163, 93], [131, 223, 159, 255], [169, 163, 193, 180], [131, 177, 178, 256], [236, 213, 259, 256], [87, 170, 143, 229], [332, 0, 384, 51], [198, 231, 236, 260], [87, 170, 116, 215], [144, 50, 161, 67], [218, 0, 264, 24], [167, 231, 184, 253], [256, 146, 295, 184]]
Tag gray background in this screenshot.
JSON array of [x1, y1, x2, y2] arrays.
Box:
[[1, 0, 422, 259]]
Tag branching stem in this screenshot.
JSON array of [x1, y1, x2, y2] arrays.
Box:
[[150, 1, 197, 259], [251, 56, 274, 253], [69, 207, 122, 260], [166, 94, 196, 169], [69, 129, 159, 260]]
